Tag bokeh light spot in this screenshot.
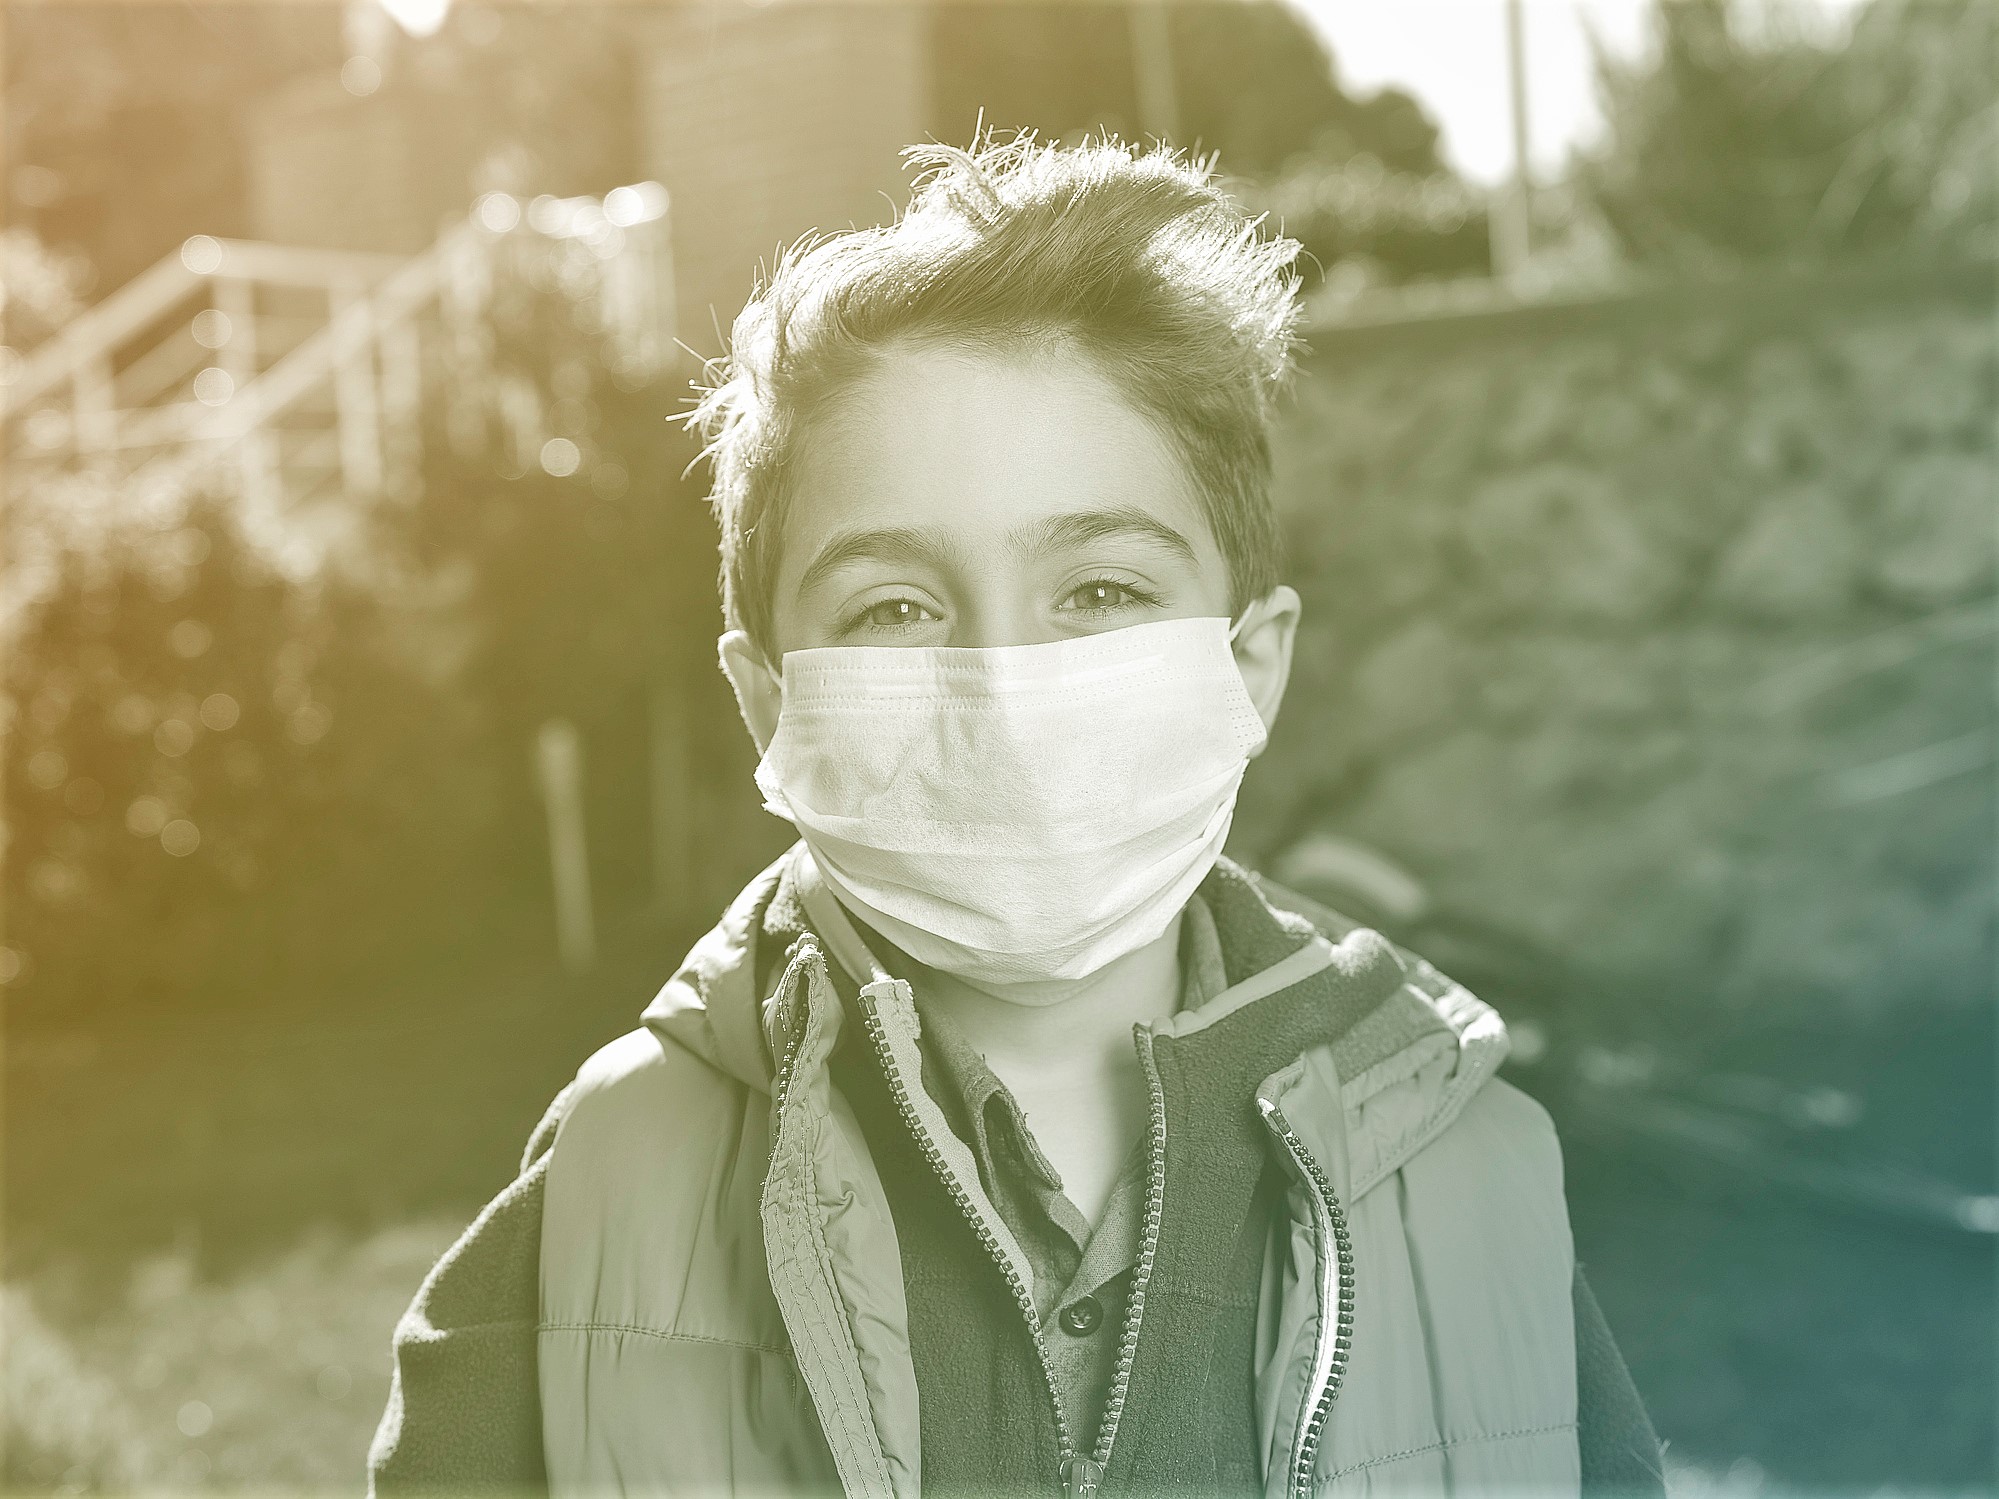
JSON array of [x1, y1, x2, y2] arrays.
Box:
[[475, 192, 521, 234], [154, 719, 196, 758], [1958, 1197, 1999, 1234], [191, 309, 233, 350], [590, 461, 629, 500], [26, 748, 66, 790], [126, 797, 169, 838], [540, 437, 581, 477], [200, 693, 241, 732], [180, 236, 224, 275], [1508, 1019, 1549, 1066], [602, 181, 669, 227], [161, 820, 202, 858], [175, 1398, 213, 1437], [551, 396, 595, 435], [341, 56, 383, 97], [289, 703, 333, 744], [171, 620, 214, 658], [527, 195, 566, 235], [193, 367, 235, 406]]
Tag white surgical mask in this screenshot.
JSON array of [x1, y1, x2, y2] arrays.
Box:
[[748, 614, 1268, 985]]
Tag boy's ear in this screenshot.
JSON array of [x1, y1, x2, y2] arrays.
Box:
[[718, 630, 783, 756], [1232, 585, 1301, 751]]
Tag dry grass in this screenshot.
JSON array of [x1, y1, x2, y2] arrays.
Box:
[[3, 1206, 1974, 1496], [4, 1219, 458, 1494]]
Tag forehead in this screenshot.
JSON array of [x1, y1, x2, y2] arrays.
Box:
[[781, 339, 1215, 559]]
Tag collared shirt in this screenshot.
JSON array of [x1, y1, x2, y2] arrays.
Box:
[[798, 856, 1659, 1494], [911, 894, 1233, 1449]]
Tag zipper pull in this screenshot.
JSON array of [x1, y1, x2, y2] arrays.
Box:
[[1059, 1456, 1104, 1497]]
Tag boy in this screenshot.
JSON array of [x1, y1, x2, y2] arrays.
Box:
[[369, 137, 1664, 1496]]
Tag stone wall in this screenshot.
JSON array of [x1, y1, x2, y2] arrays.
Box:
[[1241, 264, 1995, 1031]]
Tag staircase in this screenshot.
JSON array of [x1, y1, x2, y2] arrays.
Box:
[[2, 183, 674, 578]]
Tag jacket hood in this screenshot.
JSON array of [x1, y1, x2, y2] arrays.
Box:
[[636, 847, 801, 1094], [638, 842, 1510, 1142]]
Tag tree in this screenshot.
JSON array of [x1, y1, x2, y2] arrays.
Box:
[[1580, 0, 1995, 270]]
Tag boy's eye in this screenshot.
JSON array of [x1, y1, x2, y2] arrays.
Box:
[[1059, 578, 1160, 614], [856, 597, 940, 631]]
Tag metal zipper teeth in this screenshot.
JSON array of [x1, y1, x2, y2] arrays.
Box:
[[1088, 1025, 1170, 1469], [1263, 1103, 1356, 1499], [857, 997, 1083, 1466]]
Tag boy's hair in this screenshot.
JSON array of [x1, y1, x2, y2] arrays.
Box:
[[688, 133, 1304, 656]]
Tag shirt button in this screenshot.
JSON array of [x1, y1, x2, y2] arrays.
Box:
[[1058, 1296, 1103, 1336]]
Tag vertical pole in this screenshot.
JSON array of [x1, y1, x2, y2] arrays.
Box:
[[651, 208, 676, 375], [216, 278, 257, 387], [536, 720, 596, 973], [443, 226, 493, 461], [612, 230, 659, 380], [331, 278, 383, 496], [1494, 0, 1534, 284], [649, 677, 692, 915], [1128, 1, 1181, 145], [217, 278, 278, 518]]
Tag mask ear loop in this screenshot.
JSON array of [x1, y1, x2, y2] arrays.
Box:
[[1226, 609, 1251, 644]]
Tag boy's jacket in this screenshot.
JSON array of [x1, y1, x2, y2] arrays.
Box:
[[370, 845, 1585, 1495]]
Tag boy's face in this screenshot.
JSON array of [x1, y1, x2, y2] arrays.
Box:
[[722, 340, 1298, 751]]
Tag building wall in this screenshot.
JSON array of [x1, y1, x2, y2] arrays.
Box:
[[243, 13, 640, 255], [635, 2, 929, 360], [246, 77, 456, 255]]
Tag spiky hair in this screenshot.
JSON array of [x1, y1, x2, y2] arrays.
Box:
[[687, 132, 1304, 653]]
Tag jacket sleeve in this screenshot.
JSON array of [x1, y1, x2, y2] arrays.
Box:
[[1574, 1264, 1666, 1496], [367, 1086, 576, 1497]]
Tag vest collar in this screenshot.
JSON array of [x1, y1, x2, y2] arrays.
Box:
[[640, 839, 1513, 1181]]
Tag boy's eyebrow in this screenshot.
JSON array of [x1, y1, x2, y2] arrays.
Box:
[[797, 506, 1198, 595], [1014, 506, 1200, 564], [797, 526, 964, 595]]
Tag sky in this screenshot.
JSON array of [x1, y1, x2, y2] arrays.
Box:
[[1293, 0, 1865, 185]]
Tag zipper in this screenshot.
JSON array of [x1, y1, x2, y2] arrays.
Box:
[[1259, 1099, 1355, 1499], [858, 986, 1170, 1499], [1086, 1026, 1169, 1480]]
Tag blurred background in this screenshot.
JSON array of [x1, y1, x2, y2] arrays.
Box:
[[1, 0, 1992, 1493]]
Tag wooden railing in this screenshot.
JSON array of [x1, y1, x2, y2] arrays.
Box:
[[3, 182, 673, 572]]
